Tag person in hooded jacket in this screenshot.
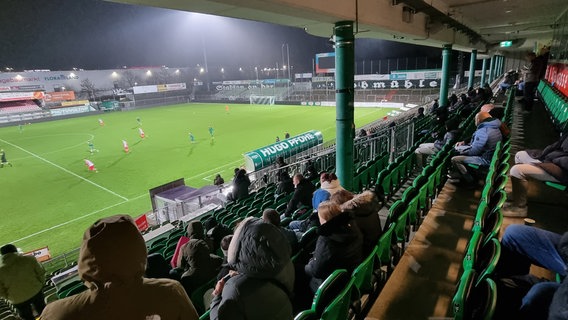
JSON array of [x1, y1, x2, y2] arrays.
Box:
[[340, 190, 382, 257], [305, 201, 363, 293], [40, 214, 199, 320], [178, 239, 223, 296], [210, 217, 294, 320], [227, 169, 251, 202], [448, 111, 502, 186], [0, 244, 45, 320], [170, 220, 212, 272], [275, 171, 294, 197], [414, 117, 461, 169]]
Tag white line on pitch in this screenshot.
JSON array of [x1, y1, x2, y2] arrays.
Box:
[[0, 138, 128, 201], [10, 200, 128, 244]]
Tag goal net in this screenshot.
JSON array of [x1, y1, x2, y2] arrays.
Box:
[[249, 95, 275, 105]]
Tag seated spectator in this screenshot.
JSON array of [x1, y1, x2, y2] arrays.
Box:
[[40, 214, 199, 320], [494, 225, 567, 320], [497, 70, 518, 94], [204, 218, 233, 254], [448, 111, 502, 186], [340, 190, 382, 256], [303, 164, 319, 182], [283, 173, 316, 218], [171, 221, 212, 270], [481, 103, 511, 138], [216, 235, 233, 281], [213, 174, 224, 186], [178, 239, 223, 296], [210, 217, 294, 320], [502, 134, 568, 217], [0, 244, 45, 320], [287, 173, 343, 233], [275, 171, 294, 197], [304, 201, 363, 293], [145, 253, 172, 279], [227, 169, 251, 202], [416, 107, 425, 118], [414, 117, 461, 169], [263, 209, 298, 252]]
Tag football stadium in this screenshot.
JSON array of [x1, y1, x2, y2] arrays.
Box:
[[1, 0, 568, 319]]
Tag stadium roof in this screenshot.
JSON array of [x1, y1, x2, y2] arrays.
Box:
[[105, 0, 567, 53]]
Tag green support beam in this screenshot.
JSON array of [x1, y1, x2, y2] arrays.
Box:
[[468, 49, 477, 89], [488, 55, 495, 83], [334, 21, 355, 191], [480, 58, 488, 86], [439, 44, 452, 107]]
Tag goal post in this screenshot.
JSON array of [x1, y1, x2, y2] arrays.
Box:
[[249, 95, 275, 105]]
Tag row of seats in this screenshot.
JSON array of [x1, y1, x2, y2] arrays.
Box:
[[451, 88, 515, 320], [538, 80, 568, 133]]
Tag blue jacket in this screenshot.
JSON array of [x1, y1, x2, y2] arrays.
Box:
[[461, 118, 502, 163]]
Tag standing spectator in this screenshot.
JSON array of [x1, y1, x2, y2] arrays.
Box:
[[521, 51, 543, 112], [283, 174, 316, 217], [494, 225, 567, 320], [448, 111, 502, 186], [285, 132, 290, 139], [0, 244, 45, 320], [210, 217, 294, 320], [40, 214, 199, 320], [502, 134, 568, 217], [227, 169, 251, 202], [275, 156, 288, 179]]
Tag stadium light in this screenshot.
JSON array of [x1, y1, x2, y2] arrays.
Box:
[[239, 67, 243, 72], [175, 69, 180, 74], [146, 70, 152, 76], [69, 72, 76, 77], [221, 68, 224, 73], [111, 71, 118, 78], [199, 68, 205, 74], [15, 74, 22, 80]]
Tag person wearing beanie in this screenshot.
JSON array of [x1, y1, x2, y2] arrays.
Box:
[[40, 214, 199, 320]]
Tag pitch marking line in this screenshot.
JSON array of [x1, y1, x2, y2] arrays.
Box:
[[0, 138, 128, 201], [10, 200, 128, 244]]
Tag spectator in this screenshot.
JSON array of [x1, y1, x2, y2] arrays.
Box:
[[216, 235, 233, 281], [275, 156, 288, 179], [494, 225, 567, 320], [213, 174, 224, 186], [502, 134, 568, 217], [416, 107, 425, 118], [340, 190, 382, 256], [227, 169, 251, 202], [40, 214, 199, 320], [287, 172, 343, 233], [285, 132, 290, 139], [210, 217, 294, 320], [304, 201, 363, 292], [275, 171, 294, 197], [521, 51, 543, 112], [171, 220, 212, 271], [145, 253, 172, 279], [414, 117, 461, 169], [263, 208, 298, 252], [482, 103, 510, 138], [178, 239, 223, 296], [448, 111, 502, 186], [303, 163, 319, 182], [283, 174, 316, 217], [0, 244, 45, 320]]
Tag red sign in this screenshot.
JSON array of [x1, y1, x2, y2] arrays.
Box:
[[135, 214, 149, 232], [545, 63, 568, 98]]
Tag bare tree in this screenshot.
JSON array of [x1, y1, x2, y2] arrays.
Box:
[[80, 78, 97, 100], [121, 70, 138, 88]]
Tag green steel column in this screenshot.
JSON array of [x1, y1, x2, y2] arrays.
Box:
[[480, 58, 488, 86], [496, 56, 502, 78], [468, 49, 477, 89], [334, 21, 355, 191], [488, 55, 495, 83], [439, 44, 452, 107], [501, 56, 506, 74]]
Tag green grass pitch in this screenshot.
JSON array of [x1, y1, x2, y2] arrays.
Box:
[[0, 102, 395, 256]]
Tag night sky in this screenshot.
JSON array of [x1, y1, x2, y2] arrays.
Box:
[[0, 0, 443, 76]]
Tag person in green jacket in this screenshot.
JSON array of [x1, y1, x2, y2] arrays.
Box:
[[0, 244, 46, 320]]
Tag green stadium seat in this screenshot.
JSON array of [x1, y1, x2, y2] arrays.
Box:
[[294, 309, 317, 320], [452, 269, 497, 320], [310, 269, 351, 317], [350, 246, 378, 318], [190, 278, 216, 315], [199, 310, 210, 320], [375, 223, 397, 285]]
